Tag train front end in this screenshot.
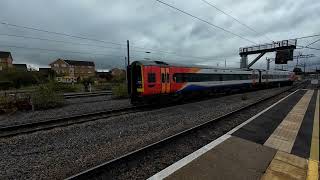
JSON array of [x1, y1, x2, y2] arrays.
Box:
[[128, 61, 144, 103]]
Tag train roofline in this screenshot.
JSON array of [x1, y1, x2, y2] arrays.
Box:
[[131, 60, 293, 73], [132, 60, 250, 71]]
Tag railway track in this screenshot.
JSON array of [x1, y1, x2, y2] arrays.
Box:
[[66, 83, 306, 180], [0, 105, 144, 138], [0, 84, 305, 139], [63, 91, 112, 99], [0, 90, 112, 99]]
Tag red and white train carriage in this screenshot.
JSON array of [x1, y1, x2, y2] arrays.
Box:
[[128, 61, 294, 103]]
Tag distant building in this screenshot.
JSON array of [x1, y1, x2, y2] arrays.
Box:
[[39, 68, 55, 79], [13, 64, 27, 71], [50, 59, 95, 82], [96, 71, 112, 82], [110, 68, 126, 77], [39, 68, 51, 74], [0, 51, 13, 71]]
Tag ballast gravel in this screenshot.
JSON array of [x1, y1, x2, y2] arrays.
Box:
[[0, 98, 131, 127], [65, 95, 113, 105], [0, 87, 291, 179]]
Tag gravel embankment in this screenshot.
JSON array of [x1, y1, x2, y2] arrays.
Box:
[[0, 87, 291, 179], [0, 98, 131, 127], [65, 95, 113, 105]]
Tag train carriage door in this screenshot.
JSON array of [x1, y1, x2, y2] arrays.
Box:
[[160, 67, 170, 94], [259, 70, 262, 84], [165, 68, 170, 93], [252, 70, 256, 85], [266, 71, 269, 83], [161, 67, 166, 94]]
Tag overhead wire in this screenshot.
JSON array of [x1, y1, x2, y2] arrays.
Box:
[[1, 16, 318, 65], [0, 21, 124, 46], [0, 22, 228, 62], [154, 0, 258, 44], [0, 34, 123, 51], [0, 44, 123, 57], [305, 38, 320, 47], [0, 21, 183, 55], [199, 0, 273, 42], [295, 33, 320, 40]]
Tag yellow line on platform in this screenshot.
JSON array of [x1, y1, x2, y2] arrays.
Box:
[[264, 90, 314, 152], [261, 151, 308, 180], [307, 90, 319, 180]]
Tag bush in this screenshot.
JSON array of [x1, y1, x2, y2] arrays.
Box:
[[111, 74, 126, 83], [0, 95, 16, 114], [0, 71, 48, 89], [50, 82, 80, 93], [0, 81, 14, 90], [31, 84, 65, 110], [112, 83, 128, 99], [94, 83, 112, 91]]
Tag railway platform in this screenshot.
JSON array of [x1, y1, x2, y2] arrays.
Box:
[[149, 89, 319, 180]]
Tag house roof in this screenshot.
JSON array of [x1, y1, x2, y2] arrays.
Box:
[[39, 68, 51, 70], [0, 51, 12, 59], [13, 64, 27, 69], [64, 60, 95, 66], [39, 68, 51, 73]]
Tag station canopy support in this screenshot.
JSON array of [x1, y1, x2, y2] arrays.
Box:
[[239, 39, 297, 69]]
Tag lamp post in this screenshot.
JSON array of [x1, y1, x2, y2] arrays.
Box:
[[127, 40, 130, 66], [145, 51, 151, 61]]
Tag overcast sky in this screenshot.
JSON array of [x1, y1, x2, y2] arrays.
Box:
[[0, 0, 320, 71]]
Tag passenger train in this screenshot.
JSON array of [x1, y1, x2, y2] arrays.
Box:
[[128, 61, 295, 103]]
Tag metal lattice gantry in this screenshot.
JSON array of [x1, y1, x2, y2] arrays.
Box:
[[239, 39, 297, 69]]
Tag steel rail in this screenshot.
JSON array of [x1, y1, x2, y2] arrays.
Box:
[[63, 91, 112, 99], [0, 105, 144, 138], [0, 90, 112, 98]]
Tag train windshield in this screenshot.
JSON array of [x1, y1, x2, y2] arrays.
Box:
[[136, 66, 142, 85], [131, 62, 143, 97]]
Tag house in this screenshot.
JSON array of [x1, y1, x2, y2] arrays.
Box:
[[39, 68, 51, 74], [39, 68, 55, 79], [0, 51, 13, 71], [50, 59, 95, 82], [13, 64, 27, 71], [96, 71, 113, 82], [110, 68, 126, 77]]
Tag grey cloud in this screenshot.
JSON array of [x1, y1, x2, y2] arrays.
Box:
[[0, 0, 319, 70]]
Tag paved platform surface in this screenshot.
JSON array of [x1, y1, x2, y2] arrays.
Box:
[[149, 89, 319, 180]]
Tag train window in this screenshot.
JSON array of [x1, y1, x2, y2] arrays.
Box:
[[148, 73, 156, 83], [222, 74, 232, 81], [161, 73, 165, 83], [166, 74, 170, 83], [173, 74, 183, 83], [173, 73, 254, 82], [240, 74, 249, 80], [234, 75, 240, 80]]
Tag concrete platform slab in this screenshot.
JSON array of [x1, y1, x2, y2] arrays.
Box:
[[165, 136, 276, 180], [264, 90, 314, 152], [232, 90, 306, 145], [149, 89, 319, 180]]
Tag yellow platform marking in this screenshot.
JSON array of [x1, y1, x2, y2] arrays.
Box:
[[307, 160, 318, 180], [264, 90, 314, 152], [261, 151, 308, 180], [307, 90, 319, 180]]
